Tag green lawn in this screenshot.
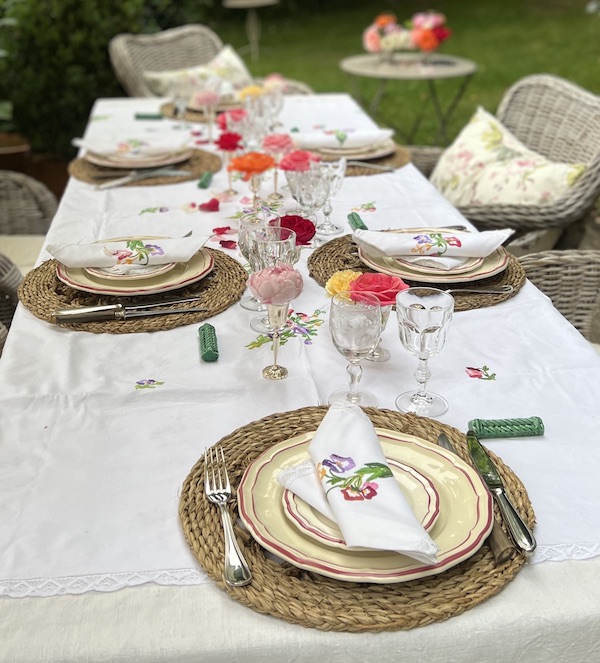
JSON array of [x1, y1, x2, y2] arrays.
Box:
[[209, 0, 600, 145]]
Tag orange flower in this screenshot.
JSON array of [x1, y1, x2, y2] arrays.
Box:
[[374, 12, 397, 28], [411, 28, 440, 52], [228, 151, 276, 180]]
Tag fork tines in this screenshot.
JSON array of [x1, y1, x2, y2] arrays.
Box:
[[204, 445, 230, 494]]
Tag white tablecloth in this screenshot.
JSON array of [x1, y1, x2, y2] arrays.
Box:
[[1, 94, 600, 662]]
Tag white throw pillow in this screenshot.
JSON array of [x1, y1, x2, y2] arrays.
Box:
[[430, 106, 586, 206], [142, 45, 253, 96]]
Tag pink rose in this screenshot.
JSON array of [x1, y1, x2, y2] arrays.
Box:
[[279, 149, 320, 172], [363, 25, 382, 53], [349, 273, 409, 307], [279, 215, 316, 246], [191, 89, 220, 107], [262, 133, 294, 154], [217, 108, 247, 131], [247, 263, 304, 305]]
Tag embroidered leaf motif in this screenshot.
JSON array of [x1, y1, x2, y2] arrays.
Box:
[[246, 309, 325, 349]]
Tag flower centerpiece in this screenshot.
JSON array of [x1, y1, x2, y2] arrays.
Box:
[[247, 263, 304, 380], [325, 270, 409, 361], [363, 11, 451, 62], [228, 151, 276, 214]]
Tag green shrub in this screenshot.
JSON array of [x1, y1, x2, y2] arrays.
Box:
[[4, 0, 146, 159]]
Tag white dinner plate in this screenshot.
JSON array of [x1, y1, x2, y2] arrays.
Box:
[[84, 262, 176, 281], [238, 428, 493, 583], [359, 247, 509, 283], [282, 456, 440, 551], [314, 138, 397, 161], [85, 148, 192, 170], [56, 247, 213, 296]]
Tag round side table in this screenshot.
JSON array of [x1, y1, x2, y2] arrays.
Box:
[[340, 53, 477, 144]]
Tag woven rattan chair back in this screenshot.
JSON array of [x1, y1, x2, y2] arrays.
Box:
[[0, 170, 57, 235], [109, 24, 224, 97], [0, 321, 7, 356], [0, 252, 23, 331], [410, 75, 600, 242], [108, 24, 314, 98], [519, 250, 600, 341]]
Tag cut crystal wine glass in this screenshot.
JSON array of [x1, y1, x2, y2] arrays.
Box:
[[395, 287, 454, 416], [328, 291, 381, 407]]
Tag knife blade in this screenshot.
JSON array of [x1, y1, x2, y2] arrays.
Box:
[[96, 169, 192, 190], [466, 429, 537, 554], [52, 305, 208, 323], [437, 433, 515, 563]]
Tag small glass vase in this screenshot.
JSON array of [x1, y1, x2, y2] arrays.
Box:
[[366, 305, 392, 362], [262, 302, 290, 380]]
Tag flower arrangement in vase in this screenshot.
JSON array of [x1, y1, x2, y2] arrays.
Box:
[[363, 11, 452, 63]]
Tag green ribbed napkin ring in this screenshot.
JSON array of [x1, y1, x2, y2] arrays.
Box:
[[199, 323, 219, 362], [468, 417, 544, 439]]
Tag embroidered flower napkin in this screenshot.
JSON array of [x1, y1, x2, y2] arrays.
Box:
[[292, 129, 394, 151], [72, 136, 190, 161], [278, 402, 438, 564], [47, 235, 210, 273], [353, 228, 514, 270]]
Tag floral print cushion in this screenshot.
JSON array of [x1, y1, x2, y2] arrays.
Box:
[[142, 45, 253, 97], [430, 106, 586, 206]]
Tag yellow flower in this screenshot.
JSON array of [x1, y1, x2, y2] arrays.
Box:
[[237, 85, 264, 100], [325, 270, 362, 297]]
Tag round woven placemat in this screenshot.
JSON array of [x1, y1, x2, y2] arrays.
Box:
[[345, 144, 411, 177], [180, 406, 533, 632], [160, 101, 208, 123], [68, 149, 221, 186], [17, 249, 247, 334], [307, 235, 525, 312]]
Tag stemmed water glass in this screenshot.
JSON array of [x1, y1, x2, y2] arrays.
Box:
[[395, 287, 454, 416], [170, 77, 190, 124], [316, 158, 346, 236], [237, 214, 280, 311], [247, 226, 299, 332], [296, 165, 330, 224], [328, 291, 382, 407]]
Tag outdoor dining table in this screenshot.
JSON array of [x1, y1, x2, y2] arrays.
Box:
[[1, 93, 600, 663]]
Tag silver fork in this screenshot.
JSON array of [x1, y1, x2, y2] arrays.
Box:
[[204, 446, 252, 587]]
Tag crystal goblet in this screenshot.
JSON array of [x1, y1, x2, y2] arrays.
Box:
[[395, 287, 454, 417], [248, 226, 299, 332], [316, 158, 346, 236], [328, 291, 382, 407]]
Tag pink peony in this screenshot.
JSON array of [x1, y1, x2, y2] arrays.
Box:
[[192, 89, 220, 107], [262, 133, 294, 154], [362, 25, 382, 53], [217, 108, 247, 131], [279, 149, 320, 172], [247, 263, 304, 305]]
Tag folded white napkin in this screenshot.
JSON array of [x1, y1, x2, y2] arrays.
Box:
[[47, 235, 209, 271], [353, 228, 514, 270], [293, 129, 394, 151], [278, 402, 438, 564], [72, 136, 190, 160]]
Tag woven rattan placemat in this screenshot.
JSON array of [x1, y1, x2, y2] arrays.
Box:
[[180, 406, 532, 632], [17, 249, 247, 334], [68, 149, 221, 186], [307, 235, 526, 312], [345, 144, 411, 177], [160, 101, 208, 123]]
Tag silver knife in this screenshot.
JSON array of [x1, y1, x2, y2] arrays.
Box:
[[466, 429, 537, 554], [52, 304, 208, 323], [438, 433, 515, 563], [96, 169, 192, 190]]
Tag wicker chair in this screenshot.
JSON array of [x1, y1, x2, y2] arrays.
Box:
[[410, 75, 600, 248], [0, 170, 57, 235], [109, 24, 313, 97], [0, 252, 23, 337], [518, 250, 600, 343]]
